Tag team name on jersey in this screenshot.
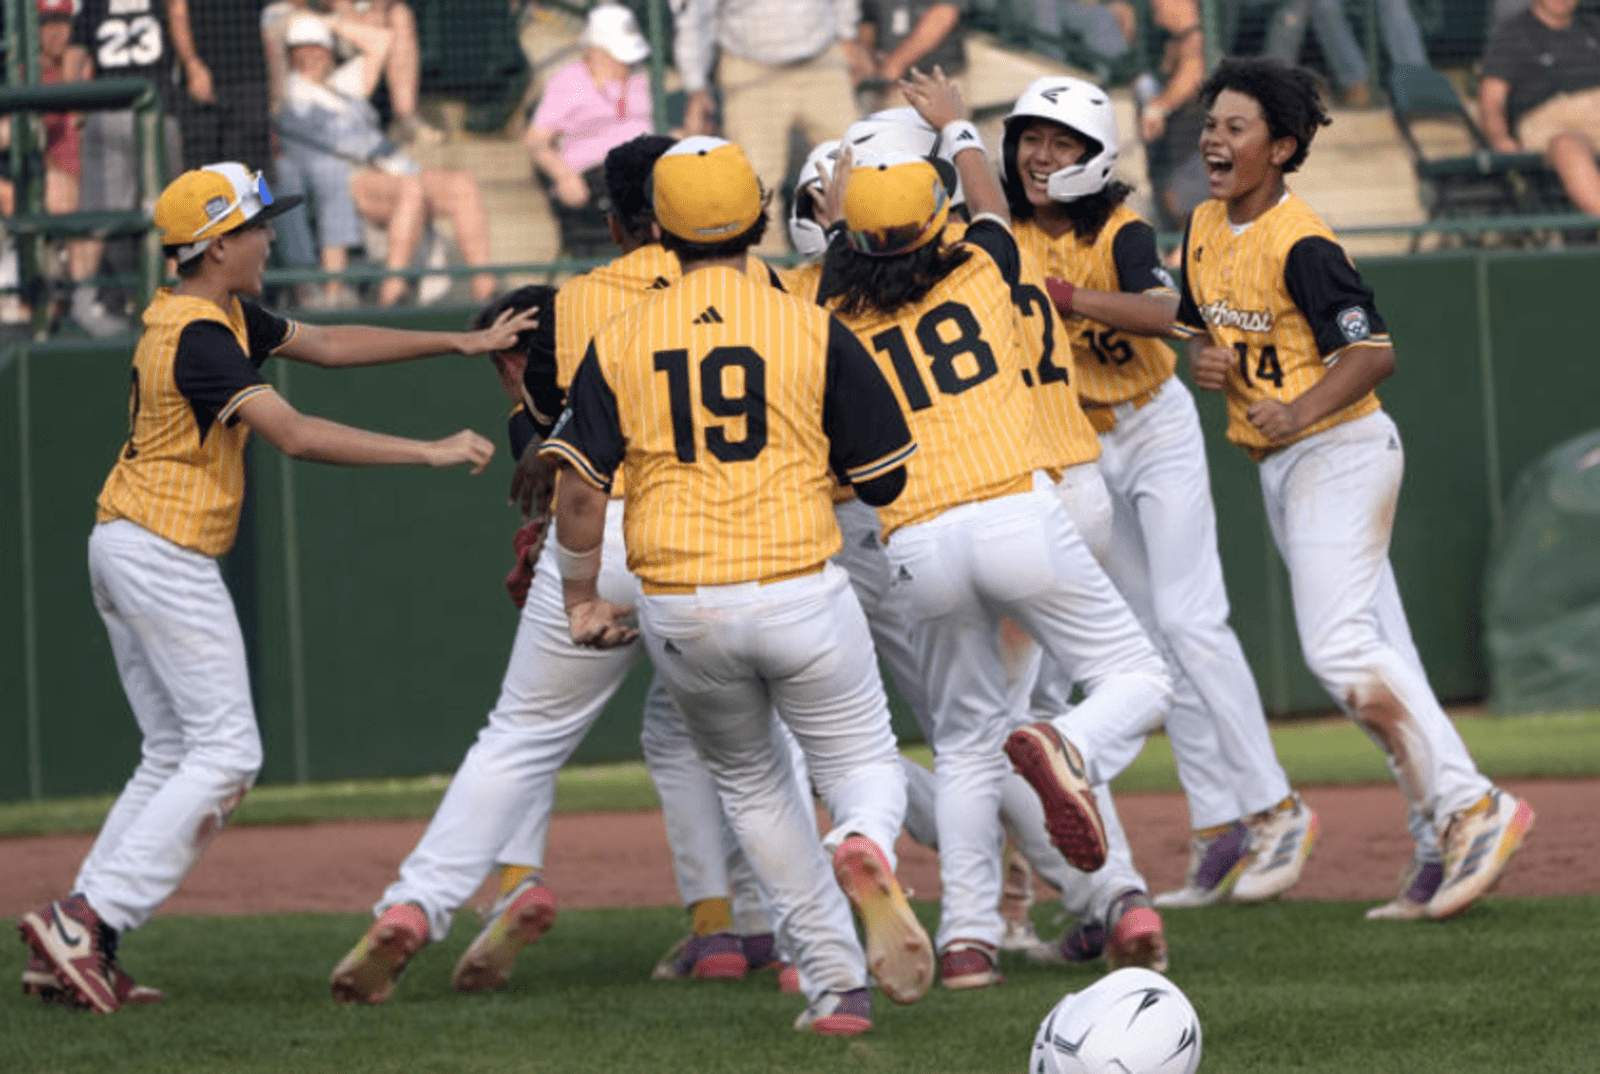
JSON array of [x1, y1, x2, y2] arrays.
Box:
[[1198, 300, 1273, 334]]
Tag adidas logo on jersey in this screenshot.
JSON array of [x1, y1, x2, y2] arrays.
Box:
[[692, 306, 724, 325], [650, 276, 671, 290]]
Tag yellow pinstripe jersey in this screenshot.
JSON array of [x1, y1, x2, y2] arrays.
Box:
[[1174, 193, 1388, 454], [1013, 244, 1101, 471], [96, 290, 291, 556], [543, 265, 914, 587], [774, 260, 824, 304], [554, 245, 784, 498], [1015, 206, 1178, 407], [822, 219, 1040, 538]]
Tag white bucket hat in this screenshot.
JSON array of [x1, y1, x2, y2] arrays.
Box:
[[581, 4, 650, 65]]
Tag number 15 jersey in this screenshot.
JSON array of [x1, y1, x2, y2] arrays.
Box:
[[1174, 193, 1389, 455], [542, 265, 915, 588]]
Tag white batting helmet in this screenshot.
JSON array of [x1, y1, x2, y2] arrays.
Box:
[[1003, 76, 1119, 203], [1030, 968, 1202, 1074], [842, 108, 966, 207], [788, 139, 841, 258]]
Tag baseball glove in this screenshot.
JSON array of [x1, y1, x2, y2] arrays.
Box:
[[504, 516, 550, 609]]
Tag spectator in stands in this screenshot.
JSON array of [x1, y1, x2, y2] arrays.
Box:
[[325, 0, 444, 146], [523, 3, 653, 258], [1480, 0, 1600, 214], [0, 0, 83, 323], [64, 0, 193, 336], [275, 12, 497, 305], [675, 0, 869, 253], [170, 0, 274, 175], [1257, 0, 1431, 107], [1140, 0, 1208, 235], [856, 0, 968, 110]]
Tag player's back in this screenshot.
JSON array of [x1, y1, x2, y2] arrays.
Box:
[[824, 219, 1040, 537], [590, 266, 851, 588]]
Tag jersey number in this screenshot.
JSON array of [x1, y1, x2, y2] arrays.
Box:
[[122, 368, 141, 460], [1233, 342, 1285, 388], [1015, 284, 1069, 386], [1081, 327, 1134, 366], [870, 301, 998, 411], [96, 16, 165, 69], [653, 346, 768, 463]]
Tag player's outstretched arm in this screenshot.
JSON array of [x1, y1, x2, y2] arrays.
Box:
[[279, 308, 540, 369], [900, 67, 1009, 224], [1066, 288, 1179, 337], [237, 390, 494, 472]]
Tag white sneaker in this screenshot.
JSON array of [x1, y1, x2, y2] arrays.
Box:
[[1231, 793, 1318, 902], [1152, 820, 1252, 908], [1427, 789, 1534, 920], [1365, 856, 1443, 920]]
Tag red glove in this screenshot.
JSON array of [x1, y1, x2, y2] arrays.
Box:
[[504, 517, 549, 609], [1044, 276, 1075, 316]]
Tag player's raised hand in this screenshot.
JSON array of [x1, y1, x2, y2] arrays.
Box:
[[460, 307, 540, 355], [900, 67, 967, 132], [427, 430, 496, 473], [821, 144, 853, 233], [1188, 342, 1233, 392], [567, 598, 640, 649], [509, 442, 558, 518]]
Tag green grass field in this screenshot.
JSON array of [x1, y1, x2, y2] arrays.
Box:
[[4, 710, 1598, 838], [5, 897, 1597, 1074]]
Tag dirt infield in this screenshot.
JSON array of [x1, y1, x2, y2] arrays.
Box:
[[2, 778, 1594, 920]]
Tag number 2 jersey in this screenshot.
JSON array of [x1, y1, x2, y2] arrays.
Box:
[[1173, 193, 1389, 455], [1014, 204, 1180, 413], [819, 216, 1042, 538], [542, 265, 915, 588]]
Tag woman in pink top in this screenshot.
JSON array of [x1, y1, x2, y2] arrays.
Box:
[[524, 4, 654, 254]]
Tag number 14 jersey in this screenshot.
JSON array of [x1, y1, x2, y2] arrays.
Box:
[[1174, 193, 1389, 454]]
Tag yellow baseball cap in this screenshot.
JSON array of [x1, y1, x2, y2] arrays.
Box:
[[653, 137, 764, 243], [843, 151, 951, 257], [155, 162, 304, 263]]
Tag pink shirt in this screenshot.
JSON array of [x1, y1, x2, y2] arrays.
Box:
[[530, 60, 654, 174]]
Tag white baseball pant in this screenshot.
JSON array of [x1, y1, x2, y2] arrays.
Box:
[[639, 562, 907, 1002], [1098, 376, 1293, 824], [1259, 409, 1490, 828], [377, 503, 734, 940], [885, 485, 1172, 951], [77, 520, 262, 934]]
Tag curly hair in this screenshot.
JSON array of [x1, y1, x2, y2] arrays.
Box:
[[816, 235, 972, 318], [1199, 57, 1331, 174], [603, 134, 676, 241]]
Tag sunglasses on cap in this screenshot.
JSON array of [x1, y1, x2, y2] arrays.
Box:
[[192, 170, 276, 241]]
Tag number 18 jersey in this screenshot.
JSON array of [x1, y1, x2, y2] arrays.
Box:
[[821, 218, 1041, 538]]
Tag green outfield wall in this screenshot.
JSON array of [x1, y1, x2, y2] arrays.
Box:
[[3, 246, 1595, 800]]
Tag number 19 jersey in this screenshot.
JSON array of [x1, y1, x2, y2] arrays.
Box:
[[543, 265, 915, 588]]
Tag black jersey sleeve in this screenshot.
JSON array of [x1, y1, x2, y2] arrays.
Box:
[[1174, 214, 1206, 334], [173, 321, 274, 437], [539, 342, 625, 493], [521, 308, 563, 437], [822, 317, 916, 505], [1283, 236, 1390, 358], [508, 406, 540, 460], [1110, 220, 1178, 294], [962, 217, 1023, 286], [239, 299, 295, 365]]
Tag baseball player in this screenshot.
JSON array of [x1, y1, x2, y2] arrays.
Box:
[[16, 162, 527, 1014], [1000, 74, 1319, 908], [328, 135, 808, 1005], [790, 109, 1165, 973], [541, 136, 931, 1035], [814, 71, 1173, 990], [1175, 58, 1533, 920]]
